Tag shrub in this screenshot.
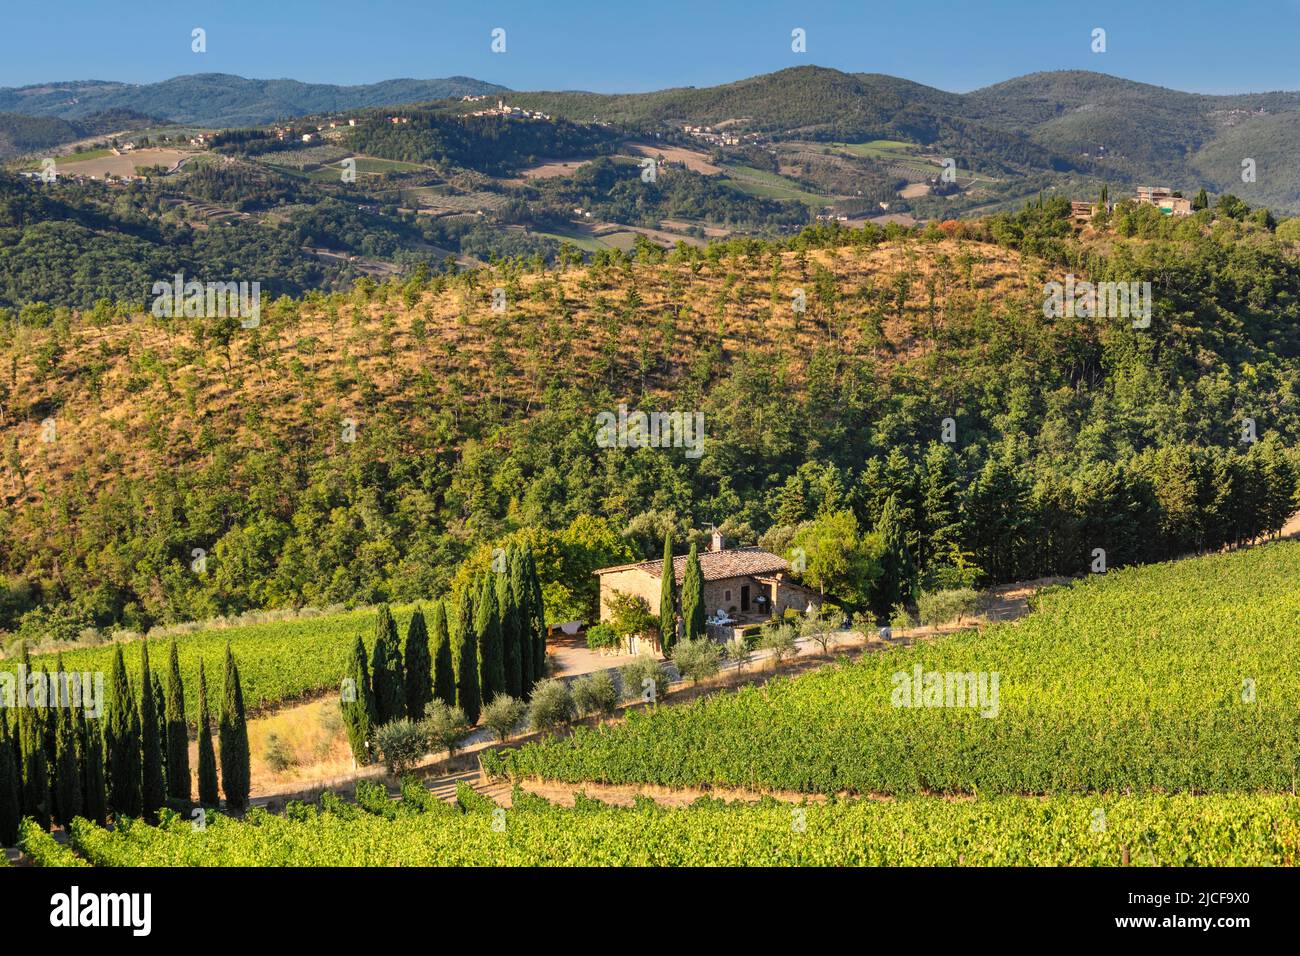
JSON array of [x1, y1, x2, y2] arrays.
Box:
[[889, 603, 915, 633], [917, 588, 982, 627], [725, 635, 751, 672], [585, 622, 619, 651], [619, 654, 669, 704], [263, 732, 297, 773], [419, 701, 470, 760], [671, 638, 722, 685], [528, 679, 574, 733], [758, 621, 797, 668], [801, 608, 841, 656], [375, 719, 430, 776], [482, 694, 526, 742], [571, 671, 619, 718]]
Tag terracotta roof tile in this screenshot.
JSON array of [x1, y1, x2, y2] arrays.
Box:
[[596, 547, 790, 584]]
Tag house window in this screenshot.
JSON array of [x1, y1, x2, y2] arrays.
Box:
[[724, 589, 731, 602]]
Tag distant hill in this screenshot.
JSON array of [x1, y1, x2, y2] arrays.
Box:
[[0, 108, 156, 158], [0, 74, 508, 126]]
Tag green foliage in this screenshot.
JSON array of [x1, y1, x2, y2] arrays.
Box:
[[196, 662, 219, 807], [370, 605, 406, 726], [340, 635, 377, 764], [138, 644, 165, 814], [18, 817, 87, 866], [419, 701, 470, 759], [680, 543, 706, 642], [671, 639, 723, 686], [403, 606, 432, 721], [428, 600, 456, 708], [452, 588, 481, 725], [104, 645, 141, 818], [374, 720, 429, 776], [791, 509, 882, 610], [0, 711, 20, 845], [584, 623, 619, 650], [916, 588, 982, 627], [218, 646, 250, 812], [570, 671, 619, 719], [757, 621, 798, 668], [619, 654, 669, 704], [658, 533, 677, 652], [482, 694, 526, 742], [497, 559, 523, 699], [164, 640, 190, 803], [528, 679, 574, 734], [475, 575, 505, 703]]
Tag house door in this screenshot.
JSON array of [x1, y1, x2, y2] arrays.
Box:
[[741, 585, 751, 613]]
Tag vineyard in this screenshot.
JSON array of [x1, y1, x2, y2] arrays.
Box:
[[15, 781, 1300, 866], [0, 604, 417, 722], [483, 540, 1300, 795]]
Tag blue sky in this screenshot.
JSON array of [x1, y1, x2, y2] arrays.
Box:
[[3, 0, 1299, 94]]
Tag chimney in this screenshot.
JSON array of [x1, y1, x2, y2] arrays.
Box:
[[710, 527, 724, 552]]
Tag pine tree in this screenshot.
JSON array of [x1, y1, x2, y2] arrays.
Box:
[[80, 708, 107, 826], [873, 494, 916, 616], [0, 710, 21, 845], [452, 585, 481, 724], [104, 644, 141, 818], [138, 644, 166, 814], [498, 552, 523, 699], [218, 645, 250, 812], [526, 547, 548, 682], [403, 606, 433, 720], [429, 600, 456, 707], [508, 545, 533, 696], [475, 574, 505, 703], [164, 640, 190, 803], [196, 661, 219, 806], [681, 541, 706, 642], [919, 441, 964, 574], [370, 604, 406, 725], [341, 635, 377, 763], [658, 532, 677, 652], [52, 658, 82, 828]]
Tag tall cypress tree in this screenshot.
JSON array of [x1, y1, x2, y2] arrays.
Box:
[[403, 606, 433, 720], [14, 646, 49, 827], [52, 658, 82, 828], [681, 541, 706, 642], [80, 706, 106, 826], [659, 532, 677, 653], [138, 644, 166, 814], [874, 494, 916, 615], [341, 635, 377, 764], [0, 710, 21, 846], [164, 640, 189, 803], [452, 585, 481, 724], [429, 600, 456, 707], [508, 545, 534, 696], [475, 574, 505, 703], [196, 661, 219, 806], [218, 645, 250, 812], [370, 604, 406, 725], [104, 644, 141, 818], [526, 548, 547, 682], [498, 555, 523, 699]]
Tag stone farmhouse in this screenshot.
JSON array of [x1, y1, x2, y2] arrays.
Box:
[[594, 531, 820, 650]]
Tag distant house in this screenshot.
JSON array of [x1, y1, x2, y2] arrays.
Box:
[[594, 531, 819, 648], [301, 133, 314, 143], [1135, 186, 1192, 216]]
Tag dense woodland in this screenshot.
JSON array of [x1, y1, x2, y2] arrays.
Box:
[[0, 194, 1298, 646]]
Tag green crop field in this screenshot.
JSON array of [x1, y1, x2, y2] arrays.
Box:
[[485, 540, 1300, 796], [721, 164, 829, 207], [0, 604, 418, 723], [26, 782, 1300, 867]]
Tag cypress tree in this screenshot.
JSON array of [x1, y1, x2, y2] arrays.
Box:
[[429, 600, 456, 707], [52, 658, 82, 828], [452, 585, 481, 724], [104, 645, 141, 818], [0, 710, 20, 846], [341, 635, 377, 764], [152, 670, 166, 788], [80, 708, 106, 826], [498, 555, 523, 699], [196, 661, 219, 806], [681, 541, 706, 642], [164, 640, 189, 802], [475, 574, 505, 703], [139, 644, 166, 814], [658, 532, 677, 652], [874, 494, 916, 615], [218, 645, 250, 812], [370, 604, 406, 725], [403, 606, 433, 720], [526, 547, 547, 682], [14, 645, 49, 827], [508, 545, 533, 696]]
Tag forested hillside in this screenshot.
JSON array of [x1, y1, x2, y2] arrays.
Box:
[[0, 196, 1297, 645]]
